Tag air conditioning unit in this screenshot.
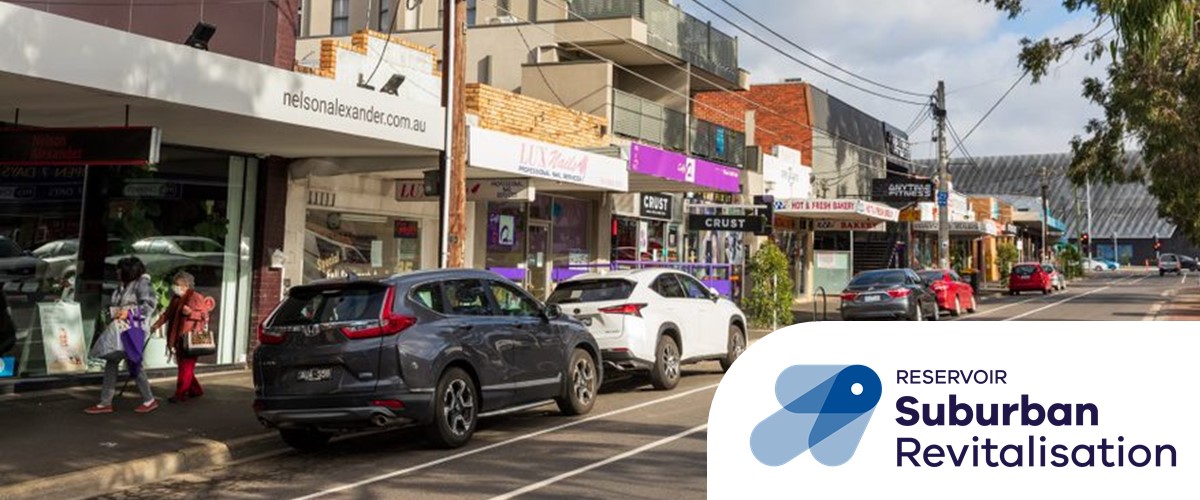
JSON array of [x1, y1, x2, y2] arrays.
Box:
[[488, 15, 519, 24]]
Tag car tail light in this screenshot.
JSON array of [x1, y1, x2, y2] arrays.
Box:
[[599, 303, 647, 317], [257, 321, 285, 345], [887, 288, 912, 298], [342, 288, 417, 339], [370, 399, 405, 410], [931, 282, 949, 292], [840, 291, 858, 301]]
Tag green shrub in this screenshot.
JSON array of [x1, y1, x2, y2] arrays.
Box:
[[997, 241, 1019, 281], [745, 241, 794, 329]]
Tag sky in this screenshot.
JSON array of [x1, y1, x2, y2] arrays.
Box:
[[679, 0, 1104, 160]]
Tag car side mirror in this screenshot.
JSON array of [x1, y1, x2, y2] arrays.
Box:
[[544, 304, 563, 321], [707, 287, 721, 301]]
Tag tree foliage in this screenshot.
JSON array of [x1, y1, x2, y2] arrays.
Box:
[[980, 0, 1200, 245], [745, 241, 794, 329], [997, 241, 1019, 280]]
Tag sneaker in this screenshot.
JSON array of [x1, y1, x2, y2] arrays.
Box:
[[134, 399, 160, 414], [84, 405, 113, 415]]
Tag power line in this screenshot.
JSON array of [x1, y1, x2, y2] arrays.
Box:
[[948, 70, 1028, 157], [708, 0, 929, 98], [946, 118, 979, 169], [363, 0, 405, 86], [685, 0, 930, 106]]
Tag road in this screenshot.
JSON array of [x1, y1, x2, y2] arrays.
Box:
[[94, 270, 1194, 500]]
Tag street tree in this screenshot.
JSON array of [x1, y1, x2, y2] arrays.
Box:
[[981, 0, 1200, 244]]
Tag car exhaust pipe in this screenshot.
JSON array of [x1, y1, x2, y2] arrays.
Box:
[[371, 414, 391, 427]]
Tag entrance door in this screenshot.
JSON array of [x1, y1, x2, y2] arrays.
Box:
[[526, 223, 551, 299]]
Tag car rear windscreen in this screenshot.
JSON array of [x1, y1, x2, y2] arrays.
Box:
[[848, 271, 906, 287], [917, 271, 944, 282], [548, 280, 635, 304], [1012, 265, 1038, 276], [271, 285, 388, 326]]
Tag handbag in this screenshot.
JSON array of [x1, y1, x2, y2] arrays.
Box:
[[89, 318, 128, 362], [182, 320, 217, 357]]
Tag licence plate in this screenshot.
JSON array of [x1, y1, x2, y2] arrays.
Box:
[[297, 368, 333, 382], [863, 295, 882, 303]]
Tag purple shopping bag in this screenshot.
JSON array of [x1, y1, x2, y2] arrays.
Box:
[[119, 309, 147, 378]]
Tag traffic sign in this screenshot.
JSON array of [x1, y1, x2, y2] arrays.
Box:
[[936, 191, 949, 207]]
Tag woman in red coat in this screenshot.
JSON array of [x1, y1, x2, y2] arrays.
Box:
[[152, 271, 214, 403]]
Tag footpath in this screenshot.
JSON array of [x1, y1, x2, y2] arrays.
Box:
[[0, 370, 280, 500]]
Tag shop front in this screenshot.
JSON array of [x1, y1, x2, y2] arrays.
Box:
[[772, 198, 900, 298], [912, 220, 1001, 278], [759, 146, 812, 297], [611, 192, 681, 263]]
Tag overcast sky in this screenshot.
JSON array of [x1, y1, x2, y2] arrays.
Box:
[[681, 0, 1103, 160]]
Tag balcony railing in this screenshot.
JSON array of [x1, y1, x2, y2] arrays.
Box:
[[570, 0, 739, 83], [613, 89, 686, 152]]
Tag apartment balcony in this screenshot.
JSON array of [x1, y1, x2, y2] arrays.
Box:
[[564, 0, 741, 87], [612, 89, 744, 167]]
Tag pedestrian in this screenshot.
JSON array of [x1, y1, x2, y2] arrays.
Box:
[[152, 271, 214, 403], [85, 257, 159, 414]]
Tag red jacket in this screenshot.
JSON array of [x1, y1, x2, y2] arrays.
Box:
[[153, 290, 214, 354]]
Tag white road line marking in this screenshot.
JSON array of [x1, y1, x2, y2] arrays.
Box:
[[289, 383, 720, 500], [1143, 289, 1175, 321], [487, 423, 709, 500], [1001, 286, 1112, 321], [947, 295, 1041, 320]]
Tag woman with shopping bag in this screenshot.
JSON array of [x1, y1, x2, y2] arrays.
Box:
[[85, 257, 159, 414], [151, 270, 215, 403]]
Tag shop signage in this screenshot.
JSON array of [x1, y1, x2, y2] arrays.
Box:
[[687, 214, 765, 234], [395, 178, 535, 202], [123, 182, 181, 199], [629, 143, 740, 193], [393, 220, 419, 239], [870, 179, 934, 202], [0, 127, 161, 166], [640, 193, 673, 220], [762, 146, 812, 199], [884, 127, 911, 160], [773, 198, 900, 222], [814, 220, 886, 232], [912, 220, 998, 236], [469, 127, 628, 191]]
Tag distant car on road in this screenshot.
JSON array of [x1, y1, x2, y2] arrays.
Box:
[[1159, 254, 1183, 276], [1179, 255, 1198, 272], [917, 269, 977, 317], [1084, 258, 1118, 271], [1009, 263, 1053, 295], [1042, 264, 1067, 291], [254, 269, 600, 451], [548, 269, 747, 390], [840, 269, 940, 321]]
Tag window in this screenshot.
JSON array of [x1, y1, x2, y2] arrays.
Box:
[[651, 274, 686, 298], [272, 286, 389, 326], [442, 280, 492, 316], [548, 280, 635, 304], [332, 0, 350, 35], [467, 0, 477, 26], [410, 283, 445, 313], [378, 0, 391, 30], [677, 273, 711, 299], [488, 282, 541, 317], [848, 271, 906, 287]]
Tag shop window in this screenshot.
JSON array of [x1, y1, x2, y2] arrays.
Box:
[[550, 197, 592, 268], [302, 212, 420, 283], [485, 202, 527, 277]]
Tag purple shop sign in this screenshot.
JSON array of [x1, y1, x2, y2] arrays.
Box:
[[628, 143, 740, 193]]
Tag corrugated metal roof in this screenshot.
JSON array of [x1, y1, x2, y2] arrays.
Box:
[[918, 153, 1174, 239]]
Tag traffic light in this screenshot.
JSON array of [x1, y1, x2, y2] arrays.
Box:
[[1154, 238, 1162, 251], [1081, 233, 1090, 247]]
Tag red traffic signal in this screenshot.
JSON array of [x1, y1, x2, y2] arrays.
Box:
[[1081, 233, 1090, 246]]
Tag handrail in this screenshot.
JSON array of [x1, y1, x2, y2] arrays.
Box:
[[814, 286, 828, 321]]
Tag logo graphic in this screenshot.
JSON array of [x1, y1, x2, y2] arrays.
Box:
[[750, 364, 881, 467]]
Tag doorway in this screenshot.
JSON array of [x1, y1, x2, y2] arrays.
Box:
[[526, 222, 550, 299]]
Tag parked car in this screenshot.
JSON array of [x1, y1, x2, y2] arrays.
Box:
[[840, 269, 940, 321], [917, 269, 977, 316], [1159, 254, 1182, 276], [0, 236, 48, 300], [254, 269, 601, 451], [1084, 258, 1116, 272], [1009, 263, 1053, 295], [1179, 255, 1198, 272], [547, 269, 747, 391], [1042, 264, 1067, 291]]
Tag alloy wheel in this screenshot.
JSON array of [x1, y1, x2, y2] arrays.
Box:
[[572, 357, 596, 406], [731, 331, 745, 360], [442, 379, 475, 437], [663, 342, 680, 381]]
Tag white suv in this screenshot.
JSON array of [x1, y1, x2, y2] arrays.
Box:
[[548, 269, 748, 390]]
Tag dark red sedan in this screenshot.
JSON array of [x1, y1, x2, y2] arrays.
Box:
[[918, 269, 977, 316], [1008, 262, 1053, 295]]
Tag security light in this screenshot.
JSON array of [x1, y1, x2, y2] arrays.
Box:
[[380, 74, 406, 95], [184, 22, 217, 50]]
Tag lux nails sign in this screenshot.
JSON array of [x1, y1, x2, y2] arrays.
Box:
[[641, 193, 673, 219]]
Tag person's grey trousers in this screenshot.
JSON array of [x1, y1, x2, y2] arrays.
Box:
[[99, 358, 154, 405]]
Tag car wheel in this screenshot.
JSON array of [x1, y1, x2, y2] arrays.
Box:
[[910, 302, 923, 321], [1043, 287, 1051, 295], [967, 295, 978, 313], [1160, 270, 1165, 276], [279, 429, 331, 452], [427, 367, 478, 449], [951, 296, 962, 317], [556, 348, 597, 416], [650, 335, 681, 391], [929, 301, 940, 321], [720, 324, 745, 373]]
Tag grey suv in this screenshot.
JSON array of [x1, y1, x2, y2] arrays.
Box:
[[253, 270, 601, 450], [1159, 254, 1182, 276]]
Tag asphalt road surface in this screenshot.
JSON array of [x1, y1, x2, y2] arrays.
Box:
[[94, 270, 1195, 500]]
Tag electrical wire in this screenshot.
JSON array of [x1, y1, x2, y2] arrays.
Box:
[[364, 0, 406, 86], [708, 0, 929, 98], [948, 70, 1028, 158], [946, 118, 979, 169], [685, 0, 929, 106]]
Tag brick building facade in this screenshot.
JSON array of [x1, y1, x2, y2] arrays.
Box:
[[694, 82, 815, 166]]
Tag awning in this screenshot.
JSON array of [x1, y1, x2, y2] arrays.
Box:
[[626, 143, 741, 193], [0, 4, 445, 159], [773, 198, 900, 223], [1012, 212, 1067, 236]]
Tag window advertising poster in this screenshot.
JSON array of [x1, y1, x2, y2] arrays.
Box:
[[498, 215, 516, 247], [0, 356, 14, 378], [38, 301, 86, 374]]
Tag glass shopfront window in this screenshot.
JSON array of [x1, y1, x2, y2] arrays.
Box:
[[612, 216, 673, 262], [302, 210, 421, 283], [486, 197, 595, 294], [0, 147, 257, 380]]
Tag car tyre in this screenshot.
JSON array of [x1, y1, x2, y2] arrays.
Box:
[[720, 324, 745, 373], [951, 296, 962, 317], [556, 349, 597, 416], [428, 367, 478, 449], [929, 301, 940, 321], [967, 295, 978, 313], [910, 302, 923, 321], [279, 429, 331, 452], [650, 335, 681, 391]]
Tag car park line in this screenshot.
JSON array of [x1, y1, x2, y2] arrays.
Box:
[[486, 423, 709, 500], [289, 383, 720, 500]]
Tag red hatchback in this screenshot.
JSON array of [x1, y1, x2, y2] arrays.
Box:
[[1008, 263, 1053, 295], [918, 269, 977, 316]]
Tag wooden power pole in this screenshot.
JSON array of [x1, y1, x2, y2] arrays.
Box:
[[440, 0, 468, 268]]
